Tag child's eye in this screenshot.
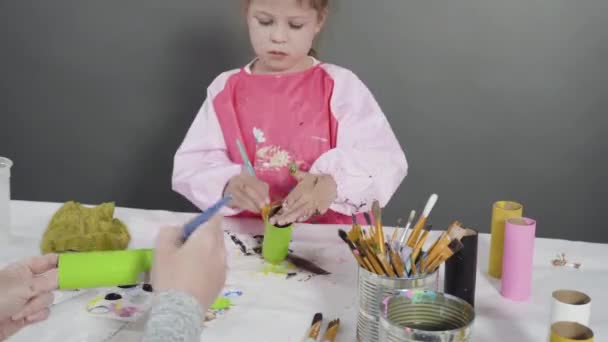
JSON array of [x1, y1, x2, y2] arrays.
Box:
[[289, 23, 304, 30], [257, 18, 273, 26]]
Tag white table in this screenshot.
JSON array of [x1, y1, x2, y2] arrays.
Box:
[[1, 200, 607, 341]]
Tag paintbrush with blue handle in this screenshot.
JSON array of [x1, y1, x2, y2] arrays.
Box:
[[237, 138, 256, 176], [182, 195, 233, 241]]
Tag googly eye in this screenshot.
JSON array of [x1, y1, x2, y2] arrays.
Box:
[[105, 293, 122, 301]]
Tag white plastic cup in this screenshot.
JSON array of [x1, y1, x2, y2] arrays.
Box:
[[0, 157, 13, 239]]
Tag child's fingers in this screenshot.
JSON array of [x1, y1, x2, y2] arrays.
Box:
[[185, 215, 223, 247], [242, 184, 266, 209], [282, 184, 305, 210], [231, 190, 261, 213], [155, 226, 182, 257], [296, 209, 314, 222], [250, 180, 270, 205], [274, 201, 311, 226], [290, 169, 308, 182], [280, 186, 309, 219]]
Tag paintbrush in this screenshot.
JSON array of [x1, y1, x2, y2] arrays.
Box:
[[415, 224, 433, 249], [414, 224, 432, 251], [353, 240, 381, 274], [236, 138, 256, 176], [421, 231, 447, 271], [427, 239, 464, 273], [426, 221, 459, 268], [363, 212, 373, 227], [398, 210, 416, 248], [387, 243, 405, 277], [182, 195, 232, 241], [338, 230, 370, 271], [349, 223, 362, 243], [356, 239, 388, 275], [287, 254, 331, 275], [406, 194, 438, 248], [262, 202, 285, 223], [400, 246, 414, 275], [376, 251, 395, 277], [448, 224, 468, 241], [391, 218, 403, 243], [321, 319, 340, 342], [427, 231, 446, 257], [423, 223, 467, 273], [430, 239, 464, 273], [409, 224, 432, 275], [363, 212, 376, 235], [372, 200, 386, 256], [360, 226, 390, 275], [304, 312, 323, 342]]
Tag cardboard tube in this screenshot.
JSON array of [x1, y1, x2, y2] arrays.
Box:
[[550, 322, 594, 342], [262, 221, 293, 264], [551, 290, 592, 326], [489, 201, 523, 278], [444, 229, 478, 307], [501, 217, 536, 301], [58, 249, 154, 290]]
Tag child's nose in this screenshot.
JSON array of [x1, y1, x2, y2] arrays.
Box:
[[270, 26, 288, 44]]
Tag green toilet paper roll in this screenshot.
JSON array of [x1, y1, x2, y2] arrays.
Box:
[[262, 221, 293, 264], [58, 249, 154, 290]]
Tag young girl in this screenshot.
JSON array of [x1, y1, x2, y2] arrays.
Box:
[[172, 0, 407, 225]]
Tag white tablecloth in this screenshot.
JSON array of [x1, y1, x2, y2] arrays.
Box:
[[1, 200, 607, 341]]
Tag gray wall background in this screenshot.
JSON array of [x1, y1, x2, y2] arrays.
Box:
[[1, 1, 606, 242]]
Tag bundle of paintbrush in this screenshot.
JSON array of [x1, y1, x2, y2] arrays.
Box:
[[338, 194, 469, 278], [303, 313, 340, 342]]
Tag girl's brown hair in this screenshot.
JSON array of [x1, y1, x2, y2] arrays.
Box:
[[244, 0, 329, 57], [244, 0, 329, 16]]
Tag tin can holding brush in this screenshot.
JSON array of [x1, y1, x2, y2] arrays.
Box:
[[357, 267, 439, 342], [379, 289, 475, 342]]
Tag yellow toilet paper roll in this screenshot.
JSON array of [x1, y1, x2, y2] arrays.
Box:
[[550, 322, 594, 342], [488, 201, 523, 278]]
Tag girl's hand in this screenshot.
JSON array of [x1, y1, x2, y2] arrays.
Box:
[[152, 215, 227, 310], [270, 169, 337, 226], [224, 170, 270, 213]]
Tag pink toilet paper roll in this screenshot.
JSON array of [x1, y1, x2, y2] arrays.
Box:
[[501, 217, 536, 301]]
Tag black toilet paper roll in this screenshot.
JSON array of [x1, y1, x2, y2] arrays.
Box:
[[444, 229, 478, 307]]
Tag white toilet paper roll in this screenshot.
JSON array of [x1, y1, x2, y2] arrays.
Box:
[[551, 290, 591, 326]]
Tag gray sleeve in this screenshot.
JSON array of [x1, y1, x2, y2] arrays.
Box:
[[141, 290, 204, 342]]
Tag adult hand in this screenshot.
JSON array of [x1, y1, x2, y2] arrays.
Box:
[[0, 254, 58, 340]]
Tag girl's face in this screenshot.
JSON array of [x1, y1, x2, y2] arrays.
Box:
[[246, 0, 326, 74]]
